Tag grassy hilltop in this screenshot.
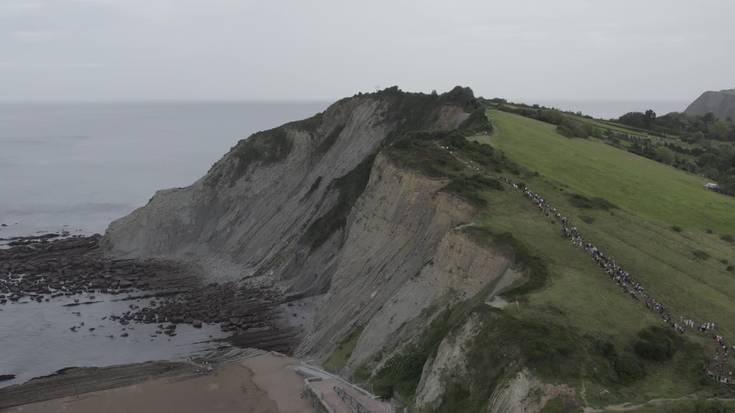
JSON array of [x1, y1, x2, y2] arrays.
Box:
[[356, 99, 735, 412], [486, 110, 735, 233], [474, 110, 735, 409]]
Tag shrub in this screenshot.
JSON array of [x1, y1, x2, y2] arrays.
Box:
[[465, 228, 550, 298], [557, 119, 595, 139], [579, 215, 595, 224], [371, 350, 427, 398], [568, 193, 617, 210], [443, 175, 504, 206], [301, 156, 375, 248], [614, 352, 647, 383], [224, 127, 293, 185], [693, 250, 710, 260], [633, 326, 681, 361]]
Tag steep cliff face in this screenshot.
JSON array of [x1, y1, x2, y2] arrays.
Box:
[[103, 86, 544, 411], [685, 89, 735, 120], [104, 87, 474, 293], [296, 155, 512, 363]]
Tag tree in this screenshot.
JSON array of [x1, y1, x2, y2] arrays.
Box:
[[644, 109, 657, 127], [710, 120, 731, 140], [720, 175, 735, 196], [655, 146, 675, 165]]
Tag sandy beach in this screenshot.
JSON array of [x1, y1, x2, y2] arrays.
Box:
[[3, 353, 314, 413]]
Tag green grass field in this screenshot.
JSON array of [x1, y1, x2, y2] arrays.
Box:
[[356, 106, 735, 410], [473, 110, 735, 333], [484, 110, 735, 234], [461, 109, 735, 406]]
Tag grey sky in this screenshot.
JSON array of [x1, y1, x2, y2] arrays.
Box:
[[1, 0, 732, 102]]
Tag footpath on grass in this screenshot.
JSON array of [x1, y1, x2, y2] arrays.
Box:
[[500, 177, 733, 384]]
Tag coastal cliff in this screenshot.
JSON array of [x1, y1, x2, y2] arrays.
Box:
[[102, 87, 566, 412], [685, 88, 735, 120]]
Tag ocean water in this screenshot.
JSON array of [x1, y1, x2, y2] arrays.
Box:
[[0, 101, 328, 239], [0, 98, 687, 387], [0, 99, 689, 242], [0, 102, 327, 387], [0, 293, 227, 387]]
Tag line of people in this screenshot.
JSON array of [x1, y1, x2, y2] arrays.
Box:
[[499, 177, 732, 383]]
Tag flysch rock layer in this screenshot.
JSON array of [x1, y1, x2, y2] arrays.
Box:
[[102, 87, 513, 385]]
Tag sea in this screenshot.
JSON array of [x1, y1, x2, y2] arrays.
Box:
[[0, 101, 328, 238], [0, 99, 683, 387], [0, 101, 327, 387]]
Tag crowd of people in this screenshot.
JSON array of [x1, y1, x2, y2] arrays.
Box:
[[499, 177, 733, 383]]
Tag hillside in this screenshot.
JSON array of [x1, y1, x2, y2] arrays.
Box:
[[102, 88, 735, 412], [686, 89, 735, 121]]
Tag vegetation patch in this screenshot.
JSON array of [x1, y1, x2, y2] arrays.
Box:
[[692, 250, 711, 261], [626, 399, 735, 413], [493, 104, 599, 139], [579, 215, 595, 224], [567, 193, 617, 210], [386, 138, 465, 177], [364, 259, 707, 411], [483, 109, 735, 233], [375, 86, 480, 144], [323, 326, 364, 372], [459, 107, 494, 135], [227, 128, 292, 185], [302, 155, 375, 248], [443, 175, 503, 207], [368, 308, 458, 400], [557, 119, 596, 139], [464, 227, 549, 299], [633, 326, 682, 362], [435, 308, 653, 412], [541, 396, 580, 413], [315, 123, 346, 155]]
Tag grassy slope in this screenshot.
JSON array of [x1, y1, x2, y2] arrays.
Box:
[[357, 107, 733, 410], [477, 110, 735, 337], [485, 110, 735, 234], [323, 327, 363, 372], [463, 110, 735, 407]]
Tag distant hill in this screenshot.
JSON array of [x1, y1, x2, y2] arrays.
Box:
[[685, 88, 735, 120]]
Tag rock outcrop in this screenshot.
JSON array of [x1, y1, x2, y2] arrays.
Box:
[[102, 86, 536, 411], [685, 88, 735, 120], [103, 86, 494, 348]]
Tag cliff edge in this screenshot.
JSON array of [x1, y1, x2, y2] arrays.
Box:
[[685, 88, 735, 120]]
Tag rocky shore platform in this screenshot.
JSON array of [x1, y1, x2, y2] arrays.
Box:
[[0, 361, 190, 410], [0, 235, 301, 384], [0, 350, 314, 413]]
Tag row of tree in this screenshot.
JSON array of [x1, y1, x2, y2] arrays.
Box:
[[617, 110, 735, 142], [624, 136, 735, 195], [493, 103, 735, 196]]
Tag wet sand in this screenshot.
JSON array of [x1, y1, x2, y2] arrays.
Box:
[[3, 353, 314, 413]]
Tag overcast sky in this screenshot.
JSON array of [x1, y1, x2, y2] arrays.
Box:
[[1, 0, 733, 102]]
